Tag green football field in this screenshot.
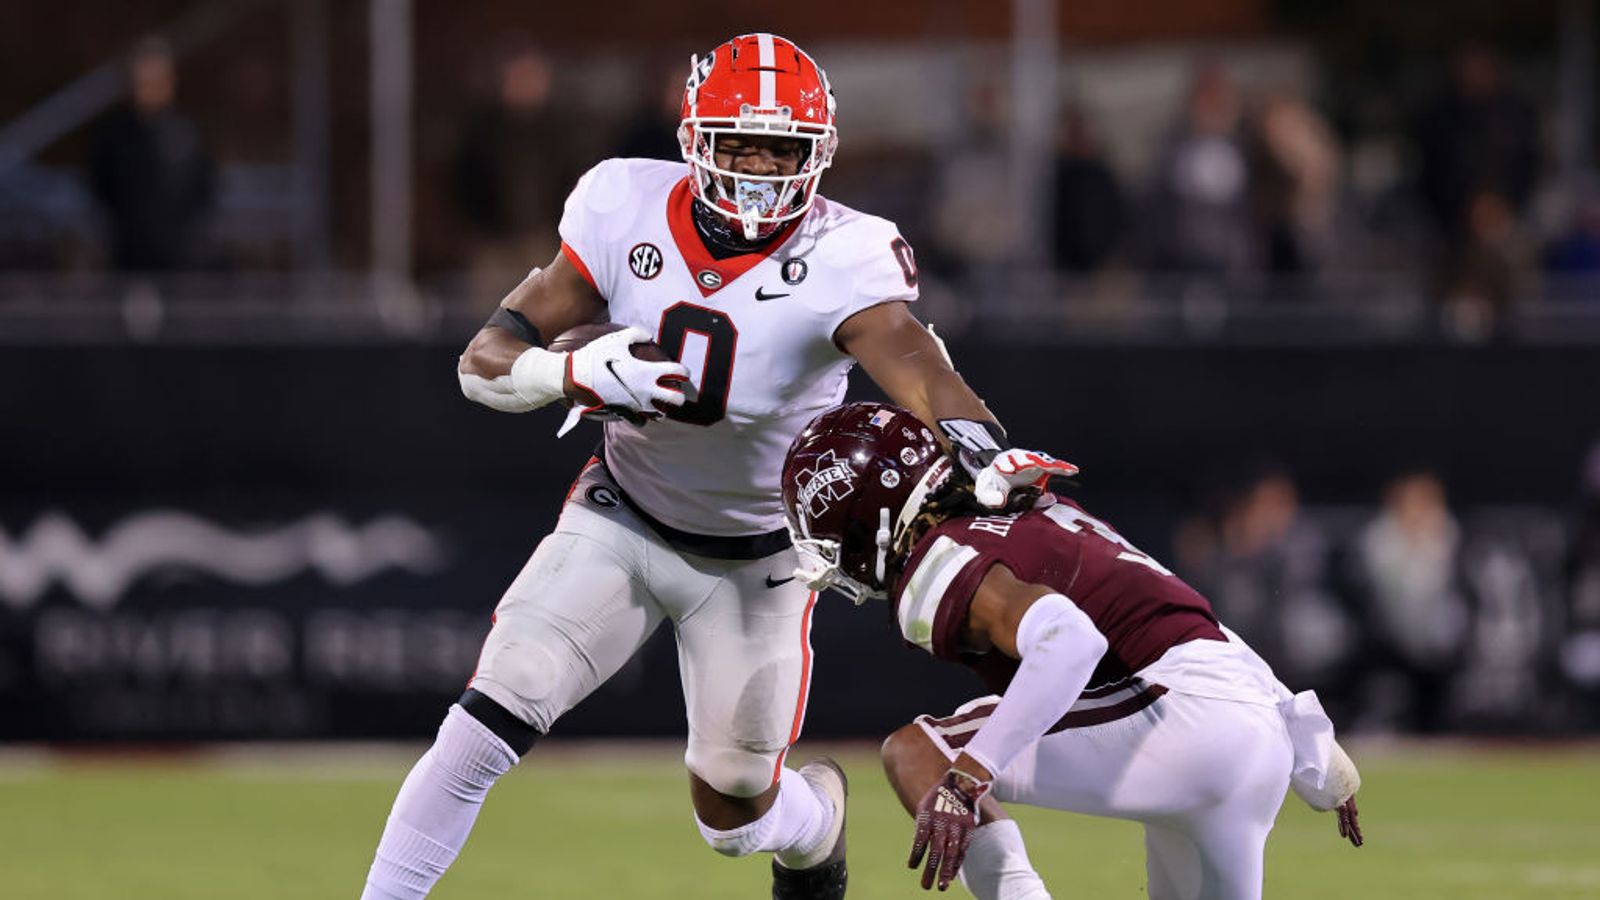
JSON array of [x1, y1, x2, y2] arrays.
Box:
[[2, 742, 1597, 899]]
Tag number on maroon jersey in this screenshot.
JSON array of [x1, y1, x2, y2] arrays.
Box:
[[1043, 505, 1173, 576], [890, 237, 918, 288], [656, 302, 737, 426]]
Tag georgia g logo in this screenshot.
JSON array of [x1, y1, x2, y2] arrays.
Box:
[[629, 243, 663, 280], [795, 450, 855, 520]]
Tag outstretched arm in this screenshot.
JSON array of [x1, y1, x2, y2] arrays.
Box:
[[835, 301, 995, 434], [838, 302, 1077, 508]]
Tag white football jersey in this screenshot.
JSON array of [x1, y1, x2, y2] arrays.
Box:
[[558, 158, 919, 536]]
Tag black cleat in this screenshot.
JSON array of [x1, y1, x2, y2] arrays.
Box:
[[772, 757, 848, 900]]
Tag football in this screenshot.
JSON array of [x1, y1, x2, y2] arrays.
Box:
[[547, 321, 672, 364], [548, 321, 682, 420]]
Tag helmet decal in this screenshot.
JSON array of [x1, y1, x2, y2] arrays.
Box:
[[781, 403, 953, 602], [795, 449, 856, 523]]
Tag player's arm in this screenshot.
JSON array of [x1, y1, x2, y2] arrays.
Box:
[[906, 562, 1108, 888], [457, 249, 687, 416], [836, 300, 993, 435], [838, 302, 1078, 508], [950, 563, 1108, 783]]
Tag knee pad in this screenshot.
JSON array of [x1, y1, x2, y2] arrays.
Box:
[[470, 632, 568, 733], [685, 739, 783, 799]]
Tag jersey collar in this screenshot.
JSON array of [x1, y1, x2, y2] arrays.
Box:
[[667, 178, 801, 298]]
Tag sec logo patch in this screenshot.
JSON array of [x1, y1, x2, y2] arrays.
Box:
[[629, 243, 662, 280]]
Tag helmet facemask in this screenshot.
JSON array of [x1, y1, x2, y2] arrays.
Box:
[[680, 110, 836, 242], [678, 41, 839, 243]]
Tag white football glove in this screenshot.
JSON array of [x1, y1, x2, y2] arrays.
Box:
[[560, 327, 689, 433], [972, 448, 1081, 509]]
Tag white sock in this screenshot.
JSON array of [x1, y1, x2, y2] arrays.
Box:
[[361, 705, 519, 900], [957, 819, 1052, 900], [696, 767, 832, 863]]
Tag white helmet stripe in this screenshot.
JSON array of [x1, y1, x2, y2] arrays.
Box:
[[757, 32, 776, 108]]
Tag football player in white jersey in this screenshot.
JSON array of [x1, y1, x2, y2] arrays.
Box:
[[359, 33, 1067, 900]]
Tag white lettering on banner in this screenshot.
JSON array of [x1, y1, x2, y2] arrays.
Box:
[[0, 511, 448, 610], [34, 609, 295, 682], [304, 610, 489, 690], [1043, 505, 1174, 576]]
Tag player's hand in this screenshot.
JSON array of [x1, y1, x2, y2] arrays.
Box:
[[908, 768, 989, 891], [564, 326, 689, 423], [972, 449, 1080, 510], [1336, 795, 1363, 847]]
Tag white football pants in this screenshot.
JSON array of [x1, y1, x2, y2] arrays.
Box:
[[919, 682, 1294, 900], [469, 461, 817, 798]]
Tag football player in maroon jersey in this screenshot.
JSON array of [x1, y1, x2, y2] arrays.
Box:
[[782, 403, 1363, 900]]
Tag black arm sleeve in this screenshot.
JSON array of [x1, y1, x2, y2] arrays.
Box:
[[486, 307, 542, 346]]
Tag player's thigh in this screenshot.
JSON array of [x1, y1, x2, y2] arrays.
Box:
[[673, 550, 816, 796], [1135, 698, 1288, 900], [470, 502, 661, 733], [1022, 693, 1289, 821], [1143, 821, 1203, 900], [1143, 810, 1272, 900]]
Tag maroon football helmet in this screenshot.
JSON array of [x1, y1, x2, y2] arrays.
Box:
[[782, 402, 955, 603]]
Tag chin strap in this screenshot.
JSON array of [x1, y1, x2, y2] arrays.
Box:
[[873, 506, 892, 585]]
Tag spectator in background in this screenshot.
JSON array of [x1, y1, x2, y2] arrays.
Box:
[[1146, 61, 1252, 283], [1439, 189, 1535, 338], [930, 79, 1018, 283], [89, 39, 214, 272], [1415, 45, 1539, 337], [1175, 462, 1352, 710], [453, 42, 581, 310], [1051, 106, 1124, 274], [613, 60, 687, 163], [1355, 471, 1471, 733], [1246, 91, 1340, 277]]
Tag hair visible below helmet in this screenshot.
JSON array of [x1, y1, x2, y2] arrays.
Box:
[[781, 403, 954, 603], [679, 33, 838, 242]]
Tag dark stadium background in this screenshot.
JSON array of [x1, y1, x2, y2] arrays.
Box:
[[4, 0, 1599, 748]]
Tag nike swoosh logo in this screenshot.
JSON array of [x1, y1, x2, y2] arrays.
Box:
[[754, 287, 790, 302], [765, 575, 796, 588]]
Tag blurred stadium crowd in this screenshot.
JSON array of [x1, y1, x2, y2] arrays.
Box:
[[3, 0, 1599, 741], [3, 2, 1599, 341]]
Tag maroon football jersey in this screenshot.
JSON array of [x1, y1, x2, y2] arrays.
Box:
[[891, 497, 1224, 693]]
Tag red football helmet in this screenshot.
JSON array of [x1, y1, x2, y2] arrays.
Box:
[[782, 402, 955, 603], [679, 33, 838, 241]]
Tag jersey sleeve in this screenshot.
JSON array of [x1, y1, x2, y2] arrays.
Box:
[[895, 532, 999, 661], [824, 217, 920, 336], [557, 158, 640, 299]]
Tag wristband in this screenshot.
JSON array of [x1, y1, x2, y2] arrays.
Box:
[[938, 418, 1011, 471], [508, 346, 569, 409]]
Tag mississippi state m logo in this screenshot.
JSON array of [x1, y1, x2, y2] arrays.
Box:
[[629, 243, 663, 280], [795, 450, 855, 519]]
